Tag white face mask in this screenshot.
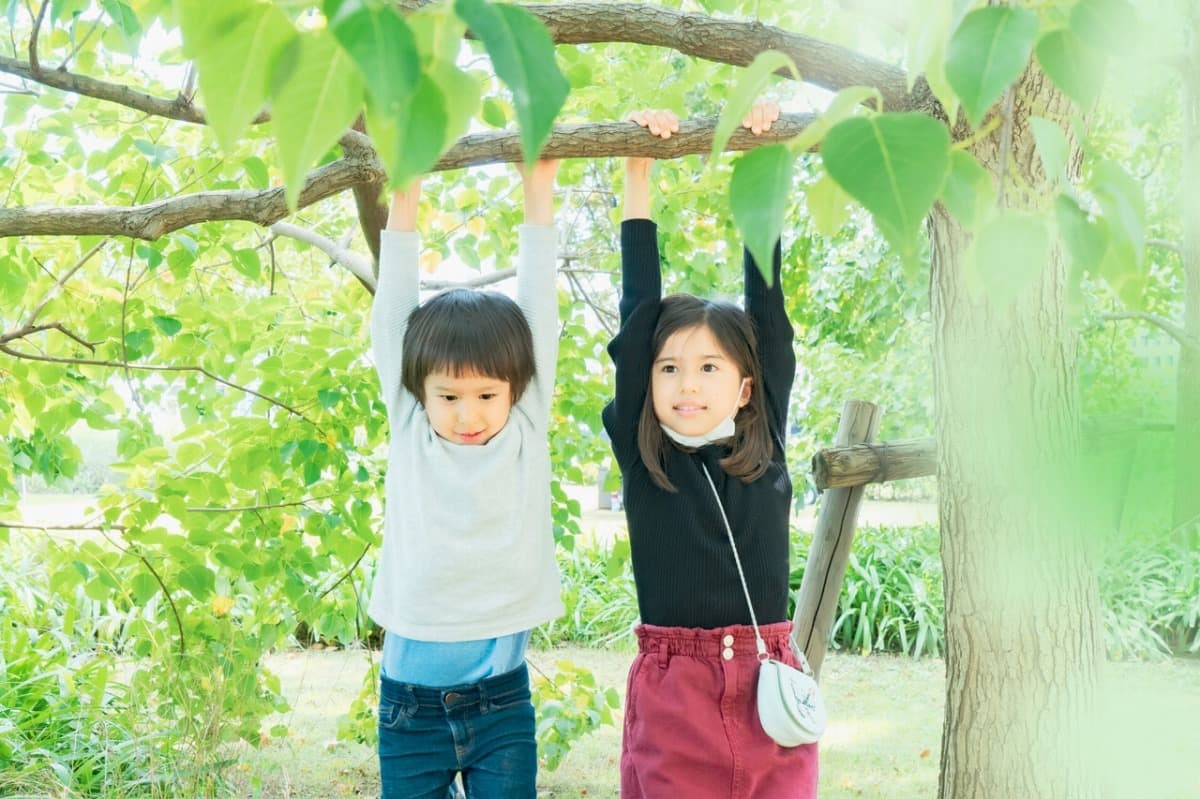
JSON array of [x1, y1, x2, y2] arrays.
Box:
[[660, 378, 747, 448]]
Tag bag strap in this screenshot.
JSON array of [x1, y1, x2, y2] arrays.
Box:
[[699, 462, 769, 662]]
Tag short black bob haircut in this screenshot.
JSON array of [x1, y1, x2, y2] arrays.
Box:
[[401, 288, 536, 404]]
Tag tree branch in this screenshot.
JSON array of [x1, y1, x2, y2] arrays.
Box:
[[1148, 237, 1183, 256], [0, 341, 320, 425], [2, 3, 930, 127], [1, 321, 97, 350], [422, 268, 516, 291], [0, 52, 228, 125], [270, 221, 376, 291], [0, 114, 813, 240], [398, 1, 932, 114], [1099, 311, 1200, 353], [28, 0, 49, 74]]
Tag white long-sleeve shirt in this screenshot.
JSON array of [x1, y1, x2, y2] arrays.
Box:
[[367, 225, 563, 641]]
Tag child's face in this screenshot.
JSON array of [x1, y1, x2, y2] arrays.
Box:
[[651, 324, 751, 438], [422, 370, 514, 445]]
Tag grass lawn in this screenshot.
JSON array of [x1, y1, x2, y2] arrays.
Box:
[[230, 646, 1200, 798]]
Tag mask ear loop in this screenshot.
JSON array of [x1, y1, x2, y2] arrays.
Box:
[[730, 377, 749, 424]]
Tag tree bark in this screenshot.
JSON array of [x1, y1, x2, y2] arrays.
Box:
[[930, 66, 1104, 798], [0, 114, 812, 240], [393, 1, 935, 114], [811, 436, 935, 489]]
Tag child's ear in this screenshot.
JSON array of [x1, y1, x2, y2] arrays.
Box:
[[738, 377, 753, 407]]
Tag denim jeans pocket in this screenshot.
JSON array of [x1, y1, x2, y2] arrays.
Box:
[[378, 695, 418, 731], [487, 684, 531, 713]]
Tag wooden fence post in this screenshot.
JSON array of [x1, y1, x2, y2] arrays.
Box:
[[791, 399, 882, 680]]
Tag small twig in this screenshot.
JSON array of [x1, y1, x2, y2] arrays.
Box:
[[317, 544, 372, 602], [25, 239, 108, 326], [59, 17, 103, 71], [1099, 311, 1200, 353], [96, 526, 189, 661], [564, 265, 615, 337], [28, 0, 48, 74], [0, 520, 126, 531], [0, 343, 319, 425], [186, 495, 335, 513], [0, 321, 98, 350], [1147, 238, 1183, 256]]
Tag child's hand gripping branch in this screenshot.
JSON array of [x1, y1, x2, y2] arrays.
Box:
[[623, 101, 781, 220]]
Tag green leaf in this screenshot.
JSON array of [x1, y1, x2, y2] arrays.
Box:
[[790, 86, 879, 155], [454, 0, 567, 164], [242, 156, 270, 189], [709, 50, 798, 161], [269, 29, 365, 211], [939, 149, 994, 230], [1070, 0, 1138, 55], [730, 145, 793, 285], [178, 563, 216, 599], [1090, 159, 1145, 274], [945, 7, 1040, 127], [481, 96, 508, 128], [101, 0, 140, 37], [822, 113, 951, 261], [178, 0, 293, 152], [1035, 29, 1105, 108], [1030, 116, 1070, 184], [123, 329, 154, 361], [317, 388, 342, 409], [327, 0, 420, 117], [152, 315, 182, 336], [805, 174, 851, 238], [0, 258, 26, 305], [965, 212, 1048, 307], [368, 72, 448, 190], [408, 2, 468, 65], [226, 246, 262, 280], [428, 61, 482, 145]]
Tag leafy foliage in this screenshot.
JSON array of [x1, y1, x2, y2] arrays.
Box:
[[1, 0, 1193, 794]]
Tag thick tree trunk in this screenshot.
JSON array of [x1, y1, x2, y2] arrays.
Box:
[[1174, 44, 1200, 538], [930, 69, 1104, 798]]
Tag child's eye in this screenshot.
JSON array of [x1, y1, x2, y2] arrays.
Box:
[[659, 364, 677, 374], [440, 395, 457, 402], [480, 393, 496, 400], [701, 363, 719, 372]]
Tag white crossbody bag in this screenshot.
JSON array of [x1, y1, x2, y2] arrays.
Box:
[[700, 464, 826, 747]]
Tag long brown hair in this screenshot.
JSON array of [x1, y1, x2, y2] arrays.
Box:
[[637, 294, 773, 492]]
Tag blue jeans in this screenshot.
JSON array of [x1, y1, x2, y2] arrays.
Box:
[[378, 663, 537, 799]]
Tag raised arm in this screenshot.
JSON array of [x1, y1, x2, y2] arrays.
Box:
[[515, 160, 560, 424], [370, 179, 422, 414], [744, 240, 794, 437], [602, 111, 678, 464], [735, 99, 794, 438]]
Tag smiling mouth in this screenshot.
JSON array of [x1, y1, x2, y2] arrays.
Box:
[[673, 405, 706, 415], [458, 431, 485, 440]]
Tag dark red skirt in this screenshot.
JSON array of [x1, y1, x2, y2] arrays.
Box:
[[620, 621, 819, 798]]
